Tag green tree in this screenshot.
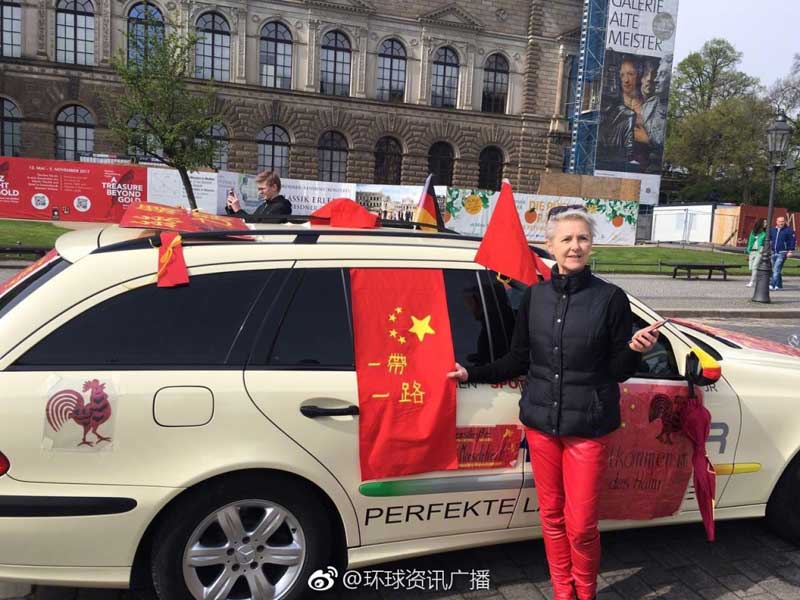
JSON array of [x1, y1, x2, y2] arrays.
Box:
[[666, 95, 773, 204], [671, 39, 761, 117], [102, 14, 221, 210]]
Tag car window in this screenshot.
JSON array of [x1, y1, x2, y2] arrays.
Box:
[[0, 256, 70, 321], [482, 271, 520, 358], [267, 269, 354, 369], [444, 269, 497, 368], [15, 270, 272, 368], [633, 316, 681, 378]]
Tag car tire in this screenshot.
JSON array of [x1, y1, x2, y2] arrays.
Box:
[[150, 474, 332, 600], [766, 455, 800, 545]]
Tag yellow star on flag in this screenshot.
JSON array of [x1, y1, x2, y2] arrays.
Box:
[[409, 315, 435, 342], [389, 329, 398, 338], [398, 336, 407, 344], [388, 314, 397, 322], [395, 307, 403, 314]]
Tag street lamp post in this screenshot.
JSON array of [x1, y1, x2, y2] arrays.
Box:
[[752, 114, 793, 304]]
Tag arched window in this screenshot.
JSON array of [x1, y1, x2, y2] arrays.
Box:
[[482, 54, 509, 114], [126, 115, 162, 162], [478, 146, 504, 191], [210, 123, 228, 170], [195, 12, 230, 81], [320, 30, 350, 97], [318, 131, 348, 182], [55, 105, 94, 160], [431, 47, 459, 109], [56, 0, 95, 65], [257, 125, 290, 176], [127, 2, 164, 64], [0, 0, 22, 57], [1, 98, 21, 156], [428, 142, 454, 186], [377, 39, 406, 103], [259, 21, 292, 89], [374, 136, 402, 184]]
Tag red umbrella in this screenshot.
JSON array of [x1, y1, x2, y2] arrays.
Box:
[[680, 396, 716, 541]]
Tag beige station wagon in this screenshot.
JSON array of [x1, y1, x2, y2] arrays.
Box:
[[0, 223, 799, 600]]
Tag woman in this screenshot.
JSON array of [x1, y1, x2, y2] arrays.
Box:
[[447, 208, 658, 600], [746, 219, 767, 287]]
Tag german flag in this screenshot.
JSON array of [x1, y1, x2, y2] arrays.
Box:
[[413, 174, 444, 231]]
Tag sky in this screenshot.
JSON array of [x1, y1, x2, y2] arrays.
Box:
[[673, 1, 800, 88]]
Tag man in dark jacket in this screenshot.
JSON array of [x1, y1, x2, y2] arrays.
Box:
[[769, 216, 796, 290], [226, 171, 291, 221]]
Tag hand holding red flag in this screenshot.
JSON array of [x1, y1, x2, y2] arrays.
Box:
[[474, 179, 550, 285]]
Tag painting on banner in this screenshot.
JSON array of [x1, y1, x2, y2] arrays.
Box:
[[355, 184, 423, 221], [595, 0, 679, 205], [444, 188, 495, 236], [0, 157, 147, 222]]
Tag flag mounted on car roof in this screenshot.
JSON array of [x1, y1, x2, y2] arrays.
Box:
[[474, 179, 550, 285], [413, 174, 445, 231]]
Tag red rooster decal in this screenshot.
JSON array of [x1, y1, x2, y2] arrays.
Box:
[[46, 379, 113, 447], [648, 393, 683, 444]]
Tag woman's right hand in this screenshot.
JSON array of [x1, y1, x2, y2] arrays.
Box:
[[446, 362, 468, 382]]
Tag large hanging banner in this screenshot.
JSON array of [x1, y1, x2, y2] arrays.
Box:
[[444, 189, 638, 245], [355, 184, 423, 221], [283, 179, 357, 215], [146, 168, 223, 214], [0, 157, 147, 222], [594, 0, 680, 205]]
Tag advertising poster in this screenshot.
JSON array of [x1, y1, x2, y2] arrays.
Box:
[[445, 189, 638, 246], [282, 178, 357, 215], [355, 184, 423, 221], [145, 168, 221, 214], [594, 0, 679, 205], [0, 157, 147, 223]]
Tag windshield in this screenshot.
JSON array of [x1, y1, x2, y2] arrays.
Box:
[[0, 251, 70, 320]]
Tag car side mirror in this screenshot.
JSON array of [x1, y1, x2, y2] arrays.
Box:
[[685, 346, 722, 386]]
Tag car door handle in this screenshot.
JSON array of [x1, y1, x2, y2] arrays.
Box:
[[300, 405, 359, 418]]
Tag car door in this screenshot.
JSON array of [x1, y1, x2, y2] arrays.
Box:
[[0, 266, 291, 488], [509, 300, 742, 529], [244, 263, 526, 546]]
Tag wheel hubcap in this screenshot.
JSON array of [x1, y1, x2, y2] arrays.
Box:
[[182, 499, 306, 600]]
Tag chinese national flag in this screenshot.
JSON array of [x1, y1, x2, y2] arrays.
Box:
[[475, 179, 550, 285], [350, 268, 458, 480]]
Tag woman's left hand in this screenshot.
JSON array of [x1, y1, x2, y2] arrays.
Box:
[[629, 327, 659, 353]]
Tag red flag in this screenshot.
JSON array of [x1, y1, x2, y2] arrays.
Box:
[[350, 268, 458, 480], [475, 180, 541, 285], [120, 202, 247, 232], [413, 174, 443, 231], [310, 198, 378, 228], [156, 232, 189, 288], [680, 396, 716, 541]]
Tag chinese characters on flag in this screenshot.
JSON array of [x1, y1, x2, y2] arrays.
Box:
[[119, 202, 247, 232], [350, 268, 458, 480]]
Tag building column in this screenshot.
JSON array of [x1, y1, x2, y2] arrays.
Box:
[[417, 33, 432, 105], [353, 27, 367, 98], [235, 8, 247, 84], [305, 19, 320, 93]]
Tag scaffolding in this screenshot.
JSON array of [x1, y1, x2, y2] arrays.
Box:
[[569, 0, 608, 175]]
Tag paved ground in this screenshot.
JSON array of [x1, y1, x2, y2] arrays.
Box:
[[604, 274, 800, 316], [5, 519, 800, 600]]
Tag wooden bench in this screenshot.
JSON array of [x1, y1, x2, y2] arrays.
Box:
[[661, 262, 741, 280]]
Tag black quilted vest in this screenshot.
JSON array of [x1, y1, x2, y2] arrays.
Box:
[[521, 267, 630, 437]]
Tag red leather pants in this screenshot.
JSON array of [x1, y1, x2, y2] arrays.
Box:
[[526, 428, 609, 600]]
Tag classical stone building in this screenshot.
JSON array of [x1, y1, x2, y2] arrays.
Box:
[[0, 0, 582, 193]]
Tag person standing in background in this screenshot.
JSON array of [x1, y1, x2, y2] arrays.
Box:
[[745, 219, 767, 288], [769, 216, 796, 291], [226, 171, 291, 221]]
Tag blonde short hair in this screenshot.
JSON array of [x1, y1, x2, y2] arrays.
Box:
[[545, 209, 596, 241]]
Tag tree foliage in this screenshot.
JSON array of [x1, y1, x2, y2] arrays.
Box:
[[102, 15, 221, 209], [670, 39, 761, 117]]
